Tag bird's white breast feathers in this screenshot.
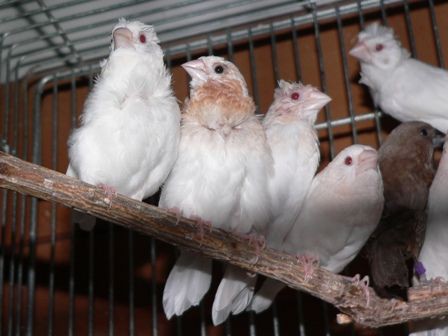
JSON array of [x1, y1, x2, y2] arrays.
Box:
[[160, 115, 271, 234], [68, 47, 180, 200]]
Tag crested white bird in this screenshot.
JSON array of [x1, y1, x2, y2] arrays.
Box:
[[263, 80, 330, 250], [243, 80, 330, 315], [350, 22, 448, 133], [66, 19, 180, 229]]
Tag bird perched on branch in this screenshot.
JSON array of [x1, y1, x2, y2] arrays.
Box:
[[250, 144, 384, 313], [159, 56, 272, 324], [366, 122, 443, 300], [245, 80, 329, 313], [262, 80, 330, 251], [350, 22, 448, 133], [410, 136, 448, 336], [67, 19, 180, 229]]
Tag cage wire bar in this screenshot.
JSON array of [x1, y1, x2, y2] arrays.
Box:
[[0, 0, 447, 335]]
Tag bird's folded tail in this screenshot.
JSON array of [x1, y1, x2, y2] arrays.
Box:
[[66, 164, 76, 178], [163, 251, 212, 319], [212, 265, 256, 325], [248, 278, 285, 313], [72, 211, 96, 231], [409, 318, 448, 336]]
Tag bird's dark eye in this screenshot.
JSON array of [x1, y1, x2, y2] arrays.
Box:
[[420, 128, 428, 137], [291, 92, 300, 100], [345, 156, 353, 166], [139, 34, 146, 43], [375, 43, 384, 52], [214, 65, 224, 74]]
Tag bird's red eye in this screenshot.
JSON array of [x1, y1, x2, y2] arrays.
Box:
[[139, 34, 146, 43], [375, 43, 384, 52], [291, 92, 300, 100], [344, 156, 353, 166]]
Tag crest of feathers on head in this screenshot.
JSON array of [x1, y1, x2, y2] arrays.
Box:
[[359, 22, 393, 40], [275, 80, 304, 98], [358, 22, 410, 59], [109, 18, 159, 50], [358, 22, 396, 44]]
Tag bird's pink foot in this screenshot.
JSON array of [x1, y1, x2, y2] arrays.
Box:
[[429, 276, 447, 290], [190, 215, 212, 242], [98, 183, 116, 197], [167, 207, 183, 225], [296, 253, 319, 282], [242, 233, 266, 263], [351, 274, 371, 306], [98, 183, 117, 207]]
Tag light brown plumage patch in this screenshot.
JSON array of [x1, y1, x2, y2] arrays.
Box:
[[183, 79, 255, 128]]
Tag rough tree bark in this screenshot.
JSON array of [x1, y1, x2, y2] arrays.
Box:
[[0, 151, 447, 328]]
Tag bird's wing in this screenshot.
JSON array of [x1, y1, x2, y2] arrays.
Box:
[[383, 60, 448, 131], [228, 117, 272, 235], [417, 151, 448, 280], [368, 211, 423, 291], [265, 122, 319, 248], [284, 179, 351, 265]]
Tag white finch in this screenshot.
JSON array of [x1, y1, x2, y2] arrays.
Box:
[[249, 144, 384, 313], [411, 136, 448, 336], [350, 22, 448, 133], [410, 138, 448, 336], [67, 19, 180, 229], [263, 80, 330, 250], [243, 80, 329, 315], [159, 56, 272, 323]]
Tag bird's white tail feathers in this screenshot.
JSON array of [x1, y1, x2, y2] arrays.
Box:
[[66, 164, 76, 178], [248, 278, 285, 314], [409, 317, 448, 336], [163, 252, 212, 319], [212, 265, 256, 325], [72, 211, 96, 231]]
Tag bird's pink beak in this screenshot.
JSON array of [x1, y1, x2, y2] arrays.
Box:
[[304, 89, 332, 111], [113, 27, 133, 50], [358, 148, 378, 172], [349, 42, 370, 62], [182, 59, 207, 82]]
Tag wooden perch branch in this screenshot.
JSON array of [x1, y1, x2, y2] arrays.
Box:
[[1, 151, 448, 328]]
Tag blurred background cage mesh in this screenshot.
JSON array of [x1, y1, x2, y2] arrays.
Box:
[[0, 0, 447, 335]]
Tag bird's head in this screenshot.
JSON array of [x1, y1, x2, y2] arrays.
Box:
[[270, 80, 331, 123], [315, 145, 382, 206], [349, 22, 409, 69], [182, 56, 249, 96], [378, 122, 443, 215], [380, 122, 445, 162], [329, 145, 380, 181], [111, 19, 161, 56], [181, 56, 255, 129]]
